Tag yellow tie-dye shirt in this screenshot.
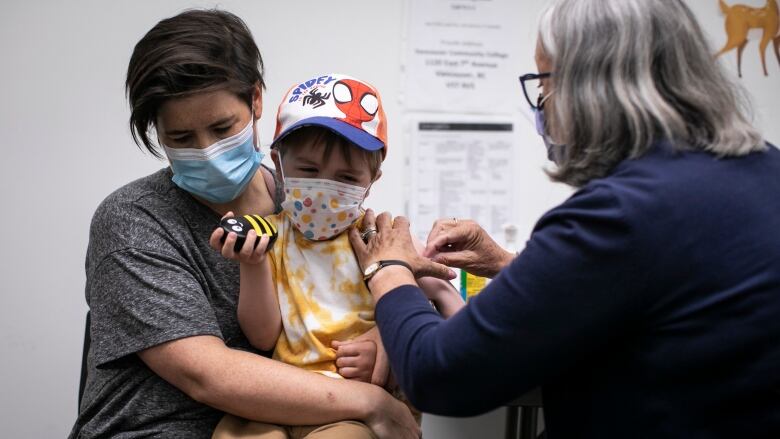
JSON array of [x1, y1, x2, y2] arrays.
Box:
[[266, 213, 375, 378]]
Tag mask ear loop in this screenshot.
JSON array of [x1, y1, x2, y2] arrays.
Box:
[[272, 142, 288, 197], [276, 149, 286, 182], [538, 90, 554, 109], [157, 131, 175, 168], [356, 176, 375, 216], [536, 91, 561, 146], [250, 105, 261, 152]]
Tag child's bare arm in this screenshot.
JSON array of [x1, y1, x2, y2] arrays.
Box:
[[210, 212, 282, 351], [412, 234, 465, 318], [238, 256, 282, 351], [417, 276, 464, 318]]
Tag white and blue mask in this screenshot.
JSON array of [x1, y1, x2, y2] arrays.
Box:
[[275, 155, 368, 241], [533, 92, 566, 165], [163, 117, 264, 203]]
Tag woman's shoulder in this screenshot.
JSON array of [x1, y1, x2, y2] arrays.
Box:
[[98, 168, 175, 208], [537, 165, 660, 246], [599, 140, 779, 204], [92, 169, 174, 230], [556, 140, 780, 238], [606, 140, 780, 185], [87, 168, 208, 261]]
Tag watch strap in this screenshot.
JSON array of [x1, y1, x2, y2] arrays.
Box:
[[363, 259, 413, 286]]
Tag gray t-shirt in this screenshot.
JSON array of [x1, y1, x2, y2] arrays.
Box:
[[69, 167, 279, 438]]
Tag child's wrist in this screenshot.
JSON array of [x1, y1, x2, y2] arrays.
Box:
[[239, 257, 267, 268]]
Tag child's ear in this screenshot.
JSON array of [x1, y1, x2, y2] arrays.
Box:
[[365, 170, 382, 198]]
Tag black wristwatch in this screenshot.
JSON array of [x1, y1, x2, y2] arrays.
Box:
[[362, 260, 413, 287]]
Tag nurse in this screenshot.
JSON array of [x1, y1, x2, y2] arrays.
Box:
[[352, 0, 780, 437]]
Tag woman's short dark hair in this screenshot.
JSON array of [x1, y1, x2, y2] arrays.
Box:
[[126, 9, 265, 157]]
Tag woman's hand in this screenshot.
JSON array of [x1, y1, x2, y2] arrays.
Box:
[[349, 209, 456, 281], [363, 386, 421, 439], [423, 218, 515, 278], [209, 211, 270, 264]]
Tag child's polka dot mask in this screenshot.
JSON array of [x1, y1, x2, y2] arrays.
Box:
[[281, 177, 367, 241]]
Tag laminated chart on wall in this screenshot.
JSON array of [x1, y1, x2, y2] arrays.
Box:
[[407, 118, 518, 244]]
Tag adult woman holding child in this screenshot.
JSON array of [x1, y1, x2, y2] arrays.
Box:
[[353, 0, 780, 437], [71, 9, 418, 439]]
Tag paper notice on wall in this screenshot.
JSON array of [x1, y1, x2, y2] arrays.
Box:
[[402, 0, 522, 113], [407, 118, 518, 243]]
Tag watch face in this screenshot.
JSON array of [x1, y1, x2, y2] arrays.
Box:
[[363, 261, 381, 277]]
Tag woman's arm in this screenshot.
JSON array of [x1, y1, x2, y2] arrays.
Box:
[[351, 186, 645, 416], [137, 335, 420, 439]]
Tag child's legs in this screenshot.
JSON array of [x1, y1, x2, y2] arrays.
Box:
[[290, 421, 376, 439], [212, 414, 288, 439]]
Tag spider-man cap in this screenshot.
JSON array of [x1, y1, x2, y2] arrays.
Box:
[[273, 73, 388, 157]]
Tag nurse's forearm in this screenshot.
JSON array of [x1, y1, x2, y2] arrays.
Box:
[[367, 265, 417, 303]]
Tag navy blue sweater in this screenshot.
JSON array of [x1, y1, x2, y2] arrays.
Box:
[[377, 142, 780, 438]]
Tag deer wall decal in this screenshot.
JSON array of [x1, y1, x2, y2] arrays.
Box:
[[715, 0, 780, 77]]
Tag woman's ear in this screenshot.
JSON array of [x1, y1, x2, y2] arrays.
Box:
[[252, 83, 263, 120]]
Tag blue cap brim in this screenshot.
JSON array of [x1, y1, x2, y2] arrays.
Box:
[[273, 117, 385, 152]]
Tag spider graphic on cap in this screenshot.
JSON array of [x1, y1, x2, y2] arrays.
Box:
[[301, 89, 332, 109]]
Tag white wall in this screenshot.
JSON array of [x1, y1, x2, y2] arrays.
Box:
[[0, 1, 777, 437]]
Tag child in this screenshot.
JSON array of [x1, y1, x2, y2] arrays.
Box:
[[211, 74, 464, 439]]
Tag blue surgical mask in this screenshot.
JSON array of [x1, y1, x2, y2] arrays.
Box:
[[163, 116, 264, 203], [533, 93, 566, 164]]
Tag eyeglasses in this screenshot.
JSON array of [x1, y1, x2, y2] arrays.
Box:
[[519, 72, 552, 111]]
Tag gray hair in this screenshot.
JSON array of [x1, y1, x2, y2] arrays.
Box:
[[539, 0, 765, 187]]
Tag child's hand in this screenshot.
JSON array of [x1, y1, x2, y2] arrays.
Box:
[[333, 327, 391, 387], [333, 339, 378, 384], [209, 211, 270, 264]]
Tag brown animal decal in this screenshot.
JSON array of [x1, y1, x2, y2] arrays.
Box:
[[715, 0, 780, 77]]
